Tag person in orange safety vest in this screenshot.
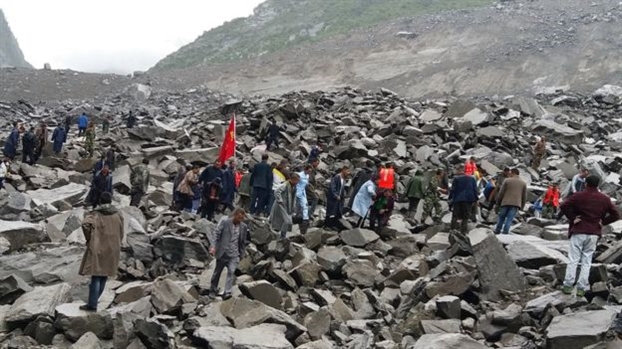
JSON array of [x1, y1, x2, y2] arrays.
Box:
[[465, 157, 477, 176], [542, 181, 560, 219], [378, 163, 396, 190]]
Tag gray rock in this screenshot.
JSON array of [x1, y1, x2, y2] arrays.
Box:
[[303, 309, 331, 340], [54, 302, 113, 341], [71, 332, 102, 349], [340, 228, 379, 247], [150, 278, 196, 314], [462, 108, 490, 126], [419, 110, 443, 122], [436, 296, 461, 319], [0, 220, 47, 251], [532, 118, 583, 144], [413, 333, 487, 349], [239, 280, 283, 310], [468, 229, 526, 301], [546, 310, 616, 349], [316, 246, 347, 273], [135, 318, 175, 349], [420, 319, 462, 334], [193, 324, 293, 349], [26, 183, 87, 207], [154, 235, 209, 265], [0, 274, 33, 304], [6, 283, 71, 325], [506, 240, 568, 269]]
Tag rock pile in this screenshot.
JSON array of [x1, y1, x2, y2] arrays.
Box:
[[0, 84, 621, 348]]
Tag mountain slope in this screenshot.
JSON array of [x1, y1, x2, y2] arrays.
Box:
[[151, 0, 621, 99], [0, 9, 32, 68], [152, 0, 491, 70]]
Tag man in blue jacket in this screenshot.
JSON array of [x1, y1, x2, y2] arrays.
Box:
[[78, 113, 89, 137], [3, 122, 20, 160], [249, 154, 273, 215], [448, 164, 479, 234]]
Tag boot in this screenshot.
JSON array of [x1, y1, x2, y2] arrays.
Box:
[[300, 220, 310, 235]]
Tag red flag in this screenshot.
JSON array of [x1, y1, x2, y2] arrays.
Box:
[[218, 114, 236, 164]]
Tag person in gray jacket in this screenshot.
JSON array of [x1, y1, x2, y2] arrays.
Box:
[[208, 208, 249, 300], [269, 173, 300, 239]]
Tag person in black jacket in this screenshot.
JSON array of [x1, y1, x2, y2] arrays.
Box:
[[21, 127, 36, 165], [88, 165, 113, 208], [250, 153, 273, 215], [448, 164, 479, 234], [126, 111, 136, 129], [324, 166, 351, 229], [265, 121, 282, 150], [200, 160, 224, 185]]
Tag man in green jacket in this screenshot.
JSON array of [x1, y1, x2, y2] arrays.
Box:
[[405, 170, 424, 219]]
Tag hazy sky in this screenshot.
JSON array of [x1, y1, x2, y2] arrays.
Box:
[[1, 0, 264, 73]]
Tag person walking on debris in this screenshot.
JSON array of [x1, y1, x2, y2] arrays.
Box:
[[269, 173, 299, 239], [494, 168, 527, 234], [93, 155, 108, 180], [489, 167, 510, 203], [532, 136, 546, 170], [172, 164, 190, 209], [267, 162, 286, 216], [84, 122, 96, 157], [352, 176, 378, 227], [306, 158, 321, 220], [307, 143, 321, 163], [0, 158, 9, 190], [51, 124, 66, 155], [324, 166, 350, 229], [249, 154, 273, 216], [568, 167, 590, 198], [64, 114, 72, 133], [201, 178, 223, 221], [347, 160, 375, 211], [265, 120, 282, 150], [405, 170, 424, 220], [295, 164, 313, 234], [21, 126, 36, 165], [78, 192, 124, 312], [3, 122, 20, 160], [378, 162, 396, 191], [177, 164, 200, 212], [130, 158, 150, 207], [465, 157, 477, 176], [560, 175, 620, 297], [207, 208, 249, 300], [369, 189, 395, 233], [34, 123, 48, 161], [542, 181, 560, 219], [448, 164, 479, 234], [200, 159, 223, 185], [126, 111, 136, 129], [106, 147, 116, 171], [78, 113, 89, 137], [88, 165, 113, 208], [421, 169, 447, 224], [102, 116, 111, 135], [220, 159, 237, 213], [237, 165, 252, 211]]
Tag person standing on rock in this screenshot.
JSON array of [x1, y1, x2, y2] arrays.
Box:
[[208, 208, 249, 300], [465, 157, 477, 176], [560, 175, 620, 297], [34, 123, 48, 162], [494, 168, 527, 234], [220, 159, 238, 213], [0, 158, 9, 190], [78, 113, 89, 137], [542, 181, 560, 219], [237, 165, 252, 211], [448, 164, 479, 234], [84, 122, 96, 157], [177, 164, 200, 212], [269, 173, 299, 239], [51, 124, 66, 155], [306, 158, 321, 220], [130, 158, 150, 207], [249, 154, 273, 216], [199, 160, 223, 186], [421, 169, 447, 224], [307, 143, 322, 163], [295, 164, 313, 234], [265, 120, 282, 150], [568, 167, 590, 198], [106, 147, 116, 171], [2, 122, 20, 161], [201, 178, 223, 221], [64, 114, 72, 134], [405, 170, 424, 220], [21, 126, 36, 165], [324, 166, 350, 230], [352, 176, 378, 227], [79, 192, 124, 311], [347, 160, 375, 212], [126, 111, 136, 129], [531, 136, 546, 170], [378, 162, 396, 191], [88, 165, 113, 208], [102, 116, 111, 135], [172, 164, 190, 209], [489, 167, 510, 203]]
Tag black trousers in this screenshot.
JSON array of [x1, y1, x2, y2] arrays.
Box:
[[451, 201, 472, 234], [130, 189, 145, 207]]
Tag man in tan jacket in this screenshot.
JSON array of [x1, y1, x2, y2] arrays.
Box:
[[79, 192, 124, 311], [494, 168, 527, 234]]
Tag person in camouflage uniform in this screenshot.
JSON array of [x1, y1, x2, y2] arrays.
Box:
[[531, 136, 546, 170], [130, 158, 151, 207], [421, 169, 447, 224], [84, 122, 96, 158]]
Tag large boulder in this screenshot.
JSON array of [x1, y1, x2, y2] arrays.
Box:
[[545, 310, 617, 349], [6, 283, 72, 325], [150, 278, 196, 314], [54, 302, 114, 341], [193, 324, 293, 349], [0, 220, 47, 251], [154, 235, 209, 266], [506, 240, 568, 269], [0, 274, 33, 304], [239, 280, 283, 310], [340, 228, 379, 247], [0, 245, 84, 285], [26, 183, 88, 207], [413, 333, 487, 349], [531, 118, 583, 144]]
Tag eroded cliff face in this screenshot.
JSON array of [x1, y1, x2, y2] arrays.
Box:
[[0, 9, 32, 69]]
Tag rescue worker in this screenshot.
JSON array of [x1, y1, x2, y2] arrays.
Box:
[[269, 173, 299, 239], [405, 170, 424, 219], [295, 164, 314, 234], [542, 181, 560, 219], [21, 126, 36, 165], [130, 158, 150, 207], [88, 165, 113, 208], [369, 189, 395, 233], [84, 122, 96, 157], [51, 124, 66, 155], [126, 111, 136, 129], [3, 122, 20, 160], [220, 159, 237, 213], [237, 166, 252, 211], [532, 136, 546, 170], [34, 123, 48, 161], [378, 162, 396, 190], [324, 166, 350, 230], [78, 113, 89, 137], [465, 157, 477, 176], [102, 116, 111, 135]]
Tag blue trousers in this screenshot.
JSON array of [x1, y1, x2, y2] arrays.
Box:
[[87, 275, 107, 309], [495, 206, 518, 234]]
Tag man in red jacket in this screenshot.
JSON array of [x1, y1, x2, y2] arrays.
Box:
[[560, 175, 620, 297]]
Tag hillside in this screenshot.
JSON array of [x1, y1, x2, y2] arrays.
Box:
[[151, 0, 622, 98], [0, 9, 32, 68]]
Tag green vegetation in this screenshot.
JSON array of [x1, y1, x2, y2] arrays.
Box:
[[152, 0, 491, 71]]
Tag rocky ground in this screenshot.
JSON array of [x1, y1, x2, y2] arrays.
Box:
[[0, 81, 621, 348]]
